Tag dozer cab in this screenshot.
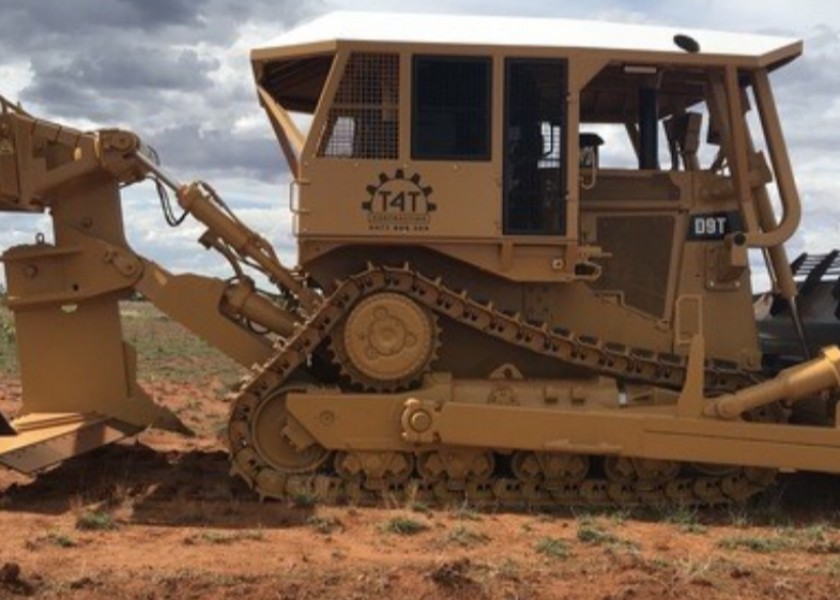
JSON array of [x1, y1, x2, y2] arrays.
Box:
[[1, 12, 840, 506]]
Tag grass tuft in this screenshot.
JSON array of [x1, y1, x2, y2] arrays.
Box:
[[76, 510, 117, 532], [183, 530, 265, 545], [719, 525, 840, 554], [47, 532, 77, 548], [718, 535, 790, 553], [576, 523, 618, 545], [381, 515, 429, 536], [307, 515, 343, 535], [446, 525, 490, 547], [664, 506, 707, 534], [534, 537, 571, 559], [576, 521, 640, 551], [409, 501, 432, 515], [452, 505, 482, 522]]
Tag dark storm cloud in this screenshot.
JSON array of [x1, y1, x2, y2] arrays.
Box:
[[0, 0, 317, 49], [146, 124, 287, 182], [16, 43, 221, 127], [0, 0, 324, 180], [24, 45, 218, 102], [0, 0, 204, 49]]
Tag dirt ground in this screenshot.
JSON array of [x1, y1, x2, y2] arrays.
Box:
[[1, 304, 840, 599]]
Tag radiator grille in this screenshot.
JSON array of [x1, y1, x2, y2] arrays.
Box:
[[592, 216, 675, 318]]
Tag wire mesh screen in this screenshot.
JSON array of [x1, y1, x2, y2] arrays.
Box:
[[412, 57, 491, 159], [317, 53, 399, 159], [504, 59, 566, 235]]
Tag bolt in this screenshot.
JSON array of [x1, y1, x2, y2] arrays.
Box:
[[409, 410, 432, 433], [319, 410, 335, 426]]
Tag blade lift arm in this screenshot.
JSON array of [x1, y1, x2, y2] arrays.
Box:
[[1, 98, 313, 342], [134, 151, 320, 319]]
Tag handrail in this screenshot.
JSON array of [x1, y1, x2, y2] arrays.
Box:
[[744, 69, 801, 248]]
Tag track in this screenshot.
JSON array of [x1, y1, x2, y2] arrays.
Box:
[[228, 264, 774, 507]]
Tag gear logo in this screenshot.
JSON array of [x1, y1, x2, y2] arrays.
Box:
[[362, 170, 435, 232]]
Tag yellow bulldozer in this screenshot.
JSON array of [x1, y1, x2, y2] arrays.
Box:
[[1, 12, 839, 506]]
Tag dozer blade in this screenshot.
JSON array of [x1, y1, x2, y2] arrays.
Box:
[[0, 412, 142, 475]]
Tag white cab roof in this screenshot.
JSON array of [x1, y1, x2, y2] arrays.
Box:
[[255, 11, 801, 65]]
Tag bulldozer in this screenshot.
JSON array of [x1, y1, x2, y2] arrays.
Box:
[[1, 11, 840, 506]]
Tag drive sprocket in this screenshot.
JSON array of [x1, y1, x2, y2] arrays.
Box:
[[329, 292, 440, 391]]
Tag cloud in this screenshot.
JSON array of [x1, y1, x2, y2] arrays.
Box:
[[0, 0, 323, 150], [143, 123, 286, 182], [0, 0, 325, 286], [2, 0, 202, 33], [31, 46, 218, 93]]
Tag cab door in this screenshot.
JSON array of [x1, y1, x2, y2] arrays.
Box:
[[503, 59, 568, 235]]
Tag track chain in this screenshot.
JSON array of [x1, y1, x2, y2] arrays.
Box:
[[272, 460, 775, 508], [228, 264, 771, 507]]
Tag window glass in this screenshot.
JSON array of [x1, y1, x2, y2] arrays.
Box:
[[412, 57, 491, 160]]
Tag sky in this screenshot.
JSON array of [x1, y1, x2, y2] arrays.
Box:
[[1, 0, 839, 292]]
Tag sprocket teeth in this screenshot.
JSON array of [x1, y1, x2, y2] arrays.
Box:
[[329, 292, 441, 393]]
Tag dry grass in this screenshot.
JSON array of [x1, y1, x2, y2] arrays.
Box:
[[307, 515, 344, 535], [0, 303, 16, 374], [381, 515, 430, 536], [446, 524, 490, 547], [0, 300, 244, 402], [534, 537, 571, 559], [75, 510, 117, 532], [121, 301, 243, 385], [182, 530, 265, 545]]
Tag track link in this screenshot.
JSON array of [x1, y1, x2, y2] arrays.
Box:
[[228, 264, 772, 507]]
